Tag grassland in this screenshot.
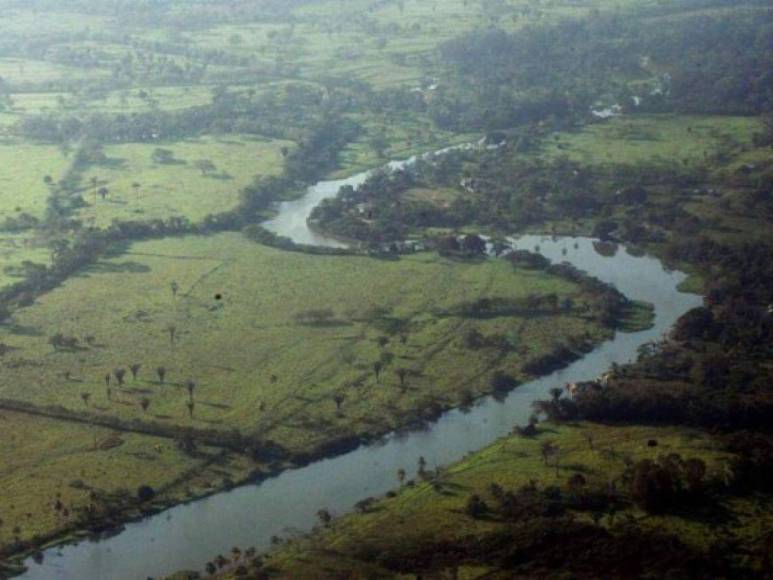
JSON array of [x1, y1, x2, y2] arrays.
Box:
[[250, 422, 771, 578], [0, 58, 106, 86], [0, 233, 607, 455], [1, 87, 215, 122], [0, 140, 67, 293], [0, 233, 51, 292], [541, 114, 761, 168], [334, 113, 476, 177], [77, 135, 292, 226], [0, 409, 254, 552], [0, 140, 70, 220]]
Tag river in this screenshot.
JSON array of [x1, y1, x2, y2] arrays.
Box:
[[20, 147, 701, 579]]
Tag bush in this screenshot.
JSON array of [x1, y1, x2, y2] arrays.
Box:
[[465, 494, 489, 519], [137, 485, 156, 502]]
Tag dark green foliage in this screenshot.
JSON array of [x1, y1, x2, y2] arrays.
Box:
[[136, 485, 155, 502]]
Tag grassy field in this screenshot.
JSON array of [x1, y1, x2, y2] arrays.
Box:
[[254, 422, 770, 578], [0, 233, 607, 455], [335, 113, 476, 177], [0, 233, 51, 292], [77, 135, 292, 226], [542, 114, 761, 168], [2, 87, 215, 121], [0, 139, 65, 292], [188, 0, 642, 90], [0, 140, 70, 220], [0, 409, 254, 551], [0, 58, 106, 86]]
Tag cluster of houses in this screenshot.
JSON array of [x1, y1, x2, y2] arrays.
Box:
[[565, 371, 613, 397]]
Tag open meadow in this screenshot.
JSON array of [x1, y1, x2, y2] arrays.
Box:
[[0, 409, 253, 551], [0, 141, 70, 221], [541, 115, 761, 168], [0, 232, 608, 455], [77, 135, 292, 226]]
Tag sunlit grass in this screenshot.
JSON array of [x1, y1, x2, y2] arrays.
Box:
[[0, 233, 606, 455]]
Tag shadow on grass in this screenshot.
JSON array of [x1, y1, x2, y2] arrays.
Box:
[[207, 172, 233, 181], [200, 401, 232, 410], [7, 324, 43, 337], [86, 261, 151, 274]]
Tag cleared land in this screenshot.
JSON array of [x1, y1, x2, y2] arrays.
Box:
[[0, 410, 253, 551], [77, 135, 292, 226], [0, 233, 608, 455], [334, 113, 476, 178], [0, 233, 51, 292], [541, 115, 761, 168], [0, 140, 70, 221]]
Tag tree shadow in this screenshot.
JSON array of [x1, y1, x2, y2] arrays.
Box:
[[198, 418, 224, 425], [200, 401, 232, 410], [296, 319, 352, 328], [86, 261, 151, 274], [99, 156, 128, 169], [7, 324, 43, 337], [102, 240, 133, 258], [122, 387, 153, 395], [207, 172, 234, 181], [562, 462, 594, 474]]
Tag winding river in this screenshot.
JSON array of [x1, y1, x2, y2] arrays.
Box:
[[20, 147, 702, 579]]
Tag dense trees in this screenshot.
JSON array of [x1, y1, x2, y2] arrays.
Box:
[[435, 6, 773, 132], [628, 455, 707, 513]]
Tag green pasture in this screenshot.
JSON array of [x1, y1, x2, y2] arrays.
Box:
[[0, 233, 606, 455]]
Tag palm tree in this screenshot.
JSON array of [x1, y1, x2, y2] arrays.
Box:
[[317, 509, 332, 527], [373, 360, 383, 381], [81, 392, 90, 407], [396, 368, 408, 390], [129, 363, 141, 381], [166, 324, 176, 346], [333, 393, 345, 414], [140, 398, 150, 413], [114, 368, 126, 386], [185, 379, 196, 402], [418, 456, 427, 474], [397, 468, 406, 486], [549, 387, 563, 402], [170, 281, 179, 297], [90, 176, 98, 203], [540, 440, 556, 465], [156, 366, 167, 383], [104, 373, 110, 387]]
